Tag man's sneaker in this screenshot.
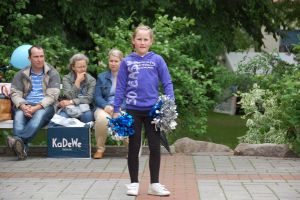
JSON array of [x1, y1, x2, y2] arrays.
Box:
[[13, 137, 27, 160], [126, 182, 139, 196], [6, 136, 16, 150], [148, 183, 170, 196]]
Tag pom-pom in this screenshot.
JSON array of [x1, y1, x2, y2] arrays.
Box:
[[149, 95, 178, 134], [107, 112, 134, 141]]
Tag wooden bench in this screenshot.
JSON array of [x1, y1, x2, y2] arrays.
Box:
[[0, 120, 13, 129], [0, 82, 53, 129], [0, 120, 50, 129], [0, 82, 145, 156]]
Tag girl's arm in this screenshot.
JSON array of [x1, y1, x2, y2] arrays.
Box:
[[157, 56, 174, 99]]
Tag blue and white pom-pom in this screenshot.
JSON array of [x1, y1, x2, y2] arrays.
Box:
[[149, 95, 178, 133], [107, 112, 134, 141]]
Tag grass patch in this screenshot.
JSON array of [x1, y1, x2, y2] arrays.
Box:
[[168, 111, 247, 149], [0, 129, 48, 146], [204, 111, 247, 149]]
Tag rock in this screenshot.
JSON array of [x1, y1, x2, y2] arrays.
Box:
[[234, 143, 296, 157], [174, 137, 233, 154]]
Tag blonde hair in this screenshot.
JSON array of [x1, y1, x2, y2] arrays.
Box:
[[108, 48, 123, 60], [131, 24, 154, 49], [69, 53, 89, 70], [132, 24, 154, 40]]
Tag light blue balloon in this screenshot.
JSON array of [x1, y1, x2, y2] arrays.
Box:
[[10, 44, 32, 69]]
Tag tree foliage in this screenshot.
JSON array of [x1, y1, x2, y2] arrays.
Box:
[[87, 15, 216, 136], [237, 50, 300, 154], [3, 1, 298, 60], [1, 1, 299, 69], [0, 0, 42, 70], [0, 0, 299, 140]]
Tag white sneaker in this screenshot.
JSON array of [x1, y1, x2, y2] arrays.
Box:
[[126, 182, 139, 196], [148, 183, 170, 196]]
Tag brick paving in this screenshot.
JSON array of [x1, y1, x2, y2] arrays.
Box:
[[195, 155, 300, 200], [137, 154, 200, 200], [0, 153, 300, 199]]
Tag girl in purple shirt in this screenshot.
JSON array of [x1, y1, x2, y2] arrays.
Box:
[[113, 25, 174, 196]]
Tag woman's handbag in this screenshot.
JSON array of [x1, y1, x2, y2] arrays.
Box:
[[0, 85, 12, 121], [64, 103, 90, 118]]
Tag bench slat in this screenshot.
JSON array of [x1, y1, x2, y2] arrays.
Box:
[[0, 120, 13, 129], [0, 120, 48, 129]]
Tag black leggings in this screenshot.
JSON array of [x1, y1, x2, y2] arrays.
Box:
[[127, 109, 161, 183]]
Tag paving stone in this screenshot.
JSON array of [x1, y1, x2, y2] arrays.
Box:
[[1, 154, 300, 200]]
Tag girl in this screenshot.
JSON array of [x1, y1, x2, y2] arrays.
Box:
[[113, 25, 174, 196]]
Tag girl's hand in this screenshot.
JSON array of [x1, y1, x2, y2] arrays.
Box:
[[112, 112, 120, 118], [104, 105, 114, 115]]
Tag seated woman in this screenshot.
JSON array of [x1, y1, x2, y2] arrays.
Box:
[[56, 53, 96, 123], [93, 48, 125, 159]]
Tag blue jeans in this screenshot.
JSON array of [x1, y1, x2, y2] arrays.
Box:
[[57, 110, 94, 123], [13, 105, 55, 144]]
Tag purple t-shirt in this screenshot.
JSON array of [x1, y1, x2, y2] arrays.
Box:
[[114, 51, 174, 112]]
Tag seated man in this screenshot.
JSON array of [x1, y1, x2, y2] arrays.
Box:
[[7, 45, 60, 160]]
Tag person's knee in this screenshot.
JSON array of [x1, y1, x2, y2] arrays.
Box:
[[95, 114, 109, 125], [33, 109, 47, 119], [82, 111, 94, 121], [32, 109, 53, 124], [14, 109, 25, 119]]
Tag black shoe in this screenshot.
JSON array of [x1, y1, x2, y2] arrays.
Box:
[[6, 136, 16, 150], [13, 137, 27, 160]]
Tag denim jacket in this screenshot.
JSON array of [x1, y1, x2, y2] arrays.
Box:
[[94, 70, 125, 109]]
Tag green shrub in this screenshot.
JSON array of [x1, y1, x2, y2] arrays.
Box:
[[237, 51, 300, 154], [88, 14, 215, 136]]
